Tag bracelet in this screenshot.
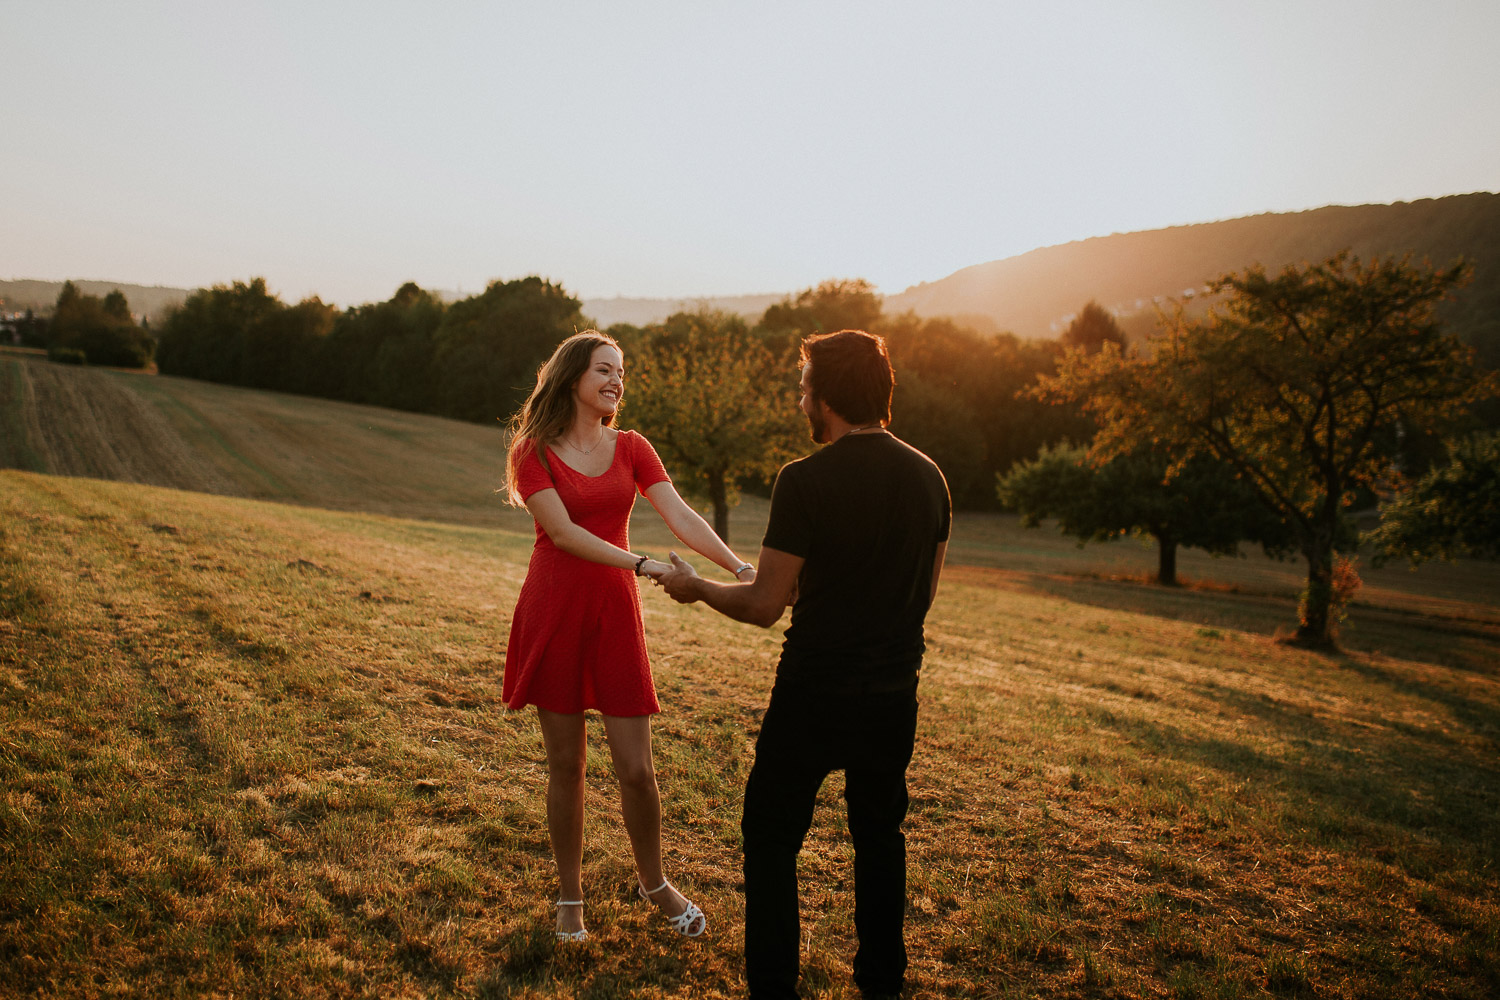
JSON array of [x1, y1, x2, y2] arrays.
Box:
[[733, 562, 754, 578], [634, 555, 649, 576]]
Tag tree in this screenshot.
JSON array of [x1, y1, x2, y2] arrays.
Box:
[[880, 312, 1094, 506], [431, 276, 585, 424], [759, 278, 883, 349], [49, 283, 154, 368], [998, 443, 1293, 585], [1038, 252, 1494, 646], [156, 278, 282, 382], [620, 309, 805, 541], [317, 282, 444, 409], [155, 278, 333, 391], [1060, 300, 1126, 354], [1369, 432, 1500, 565]]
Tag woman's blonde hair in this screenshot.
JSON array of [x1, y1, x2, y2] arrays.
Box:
[[504, 330, 622, 506]]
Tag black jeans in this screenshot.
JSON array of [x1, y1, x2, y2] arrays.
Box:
[[741, 677, 919, 999]]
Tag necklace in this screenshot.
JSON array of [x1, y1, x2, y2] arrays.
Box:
[[563, 427, 607, 455], [842, 424, 886, 440]]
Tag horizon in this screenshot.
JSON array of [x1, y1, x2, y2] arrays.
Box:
[[7, 192, 1493, 313], [5, 1, 1498, 308]]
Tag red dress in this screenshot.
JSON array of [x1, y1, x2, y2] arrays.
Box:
[[502, 429, 671, 715]]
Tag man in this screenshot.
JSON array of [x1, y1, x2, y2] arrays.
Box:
[[658, 329, 950, 1000]]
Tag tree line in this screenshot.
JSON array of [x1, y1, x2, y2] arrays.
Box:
[[132, 274, 1102, 518], [26, 256, 1499, 648]]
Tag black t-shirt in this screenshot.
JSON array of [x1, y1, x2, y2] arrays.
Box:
[[762, 431, 951, 684]]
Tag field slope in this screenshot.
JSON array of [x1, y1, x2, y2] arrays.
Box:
[[3, 355, 1500, 997]]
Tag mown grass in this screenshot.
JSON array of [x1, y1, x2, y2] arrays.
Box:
[[4, 468, 1499, 998]]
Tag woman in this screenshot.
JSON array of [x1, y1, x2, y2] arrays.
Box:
[[502, 330, 755, 942]]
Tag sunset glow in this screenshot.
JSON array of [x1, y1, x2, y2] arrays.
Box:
[[4, 0, 1497, 305]]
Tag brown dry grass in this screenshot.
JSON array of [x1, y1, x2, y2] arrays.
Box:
[[3, 358, 1500, 998], [4, 468, 1498, 999]]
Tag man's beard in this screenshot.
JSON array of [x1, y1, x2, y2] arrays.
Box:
[[806, 408, 827, 444]]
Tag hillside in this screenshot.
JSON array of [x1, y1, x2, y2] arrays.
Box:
[[886, 193, 1500, 359], [4, 349, 1500, 995], [0, 278, 191, 323], [10, 194, 1497, 356], [4, 456, 1499, 997], [581, 292, 785, 329]]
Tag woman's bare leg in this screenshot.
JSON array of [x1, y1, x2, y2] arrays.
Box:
[[538, 709, 588, 934], [600, 713, 691, 919]]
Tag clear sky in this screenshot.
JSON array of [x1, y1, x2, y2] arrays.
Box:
[[4, 0, 1497, 307]]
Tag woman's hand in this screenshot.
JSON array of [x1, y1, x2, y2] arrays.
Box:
[[638, 558, 672, 580]]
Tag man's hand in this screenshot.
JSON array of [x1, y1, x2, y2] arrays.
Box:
[[657, 551, 702, 604]]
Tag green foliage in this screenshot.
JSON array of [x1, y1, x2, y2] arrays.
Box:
[[749, 279, 1098, 508], [1370, 432, 1500, 565], [317, 282, 444, 411], [48, 281, 155, 368], [758, 278, 883, 346], [881, 313, 1092, 506], [154, 276, 587, 428], [998, 443, 1293, 584], [1040, 251, 1495, 644], [155, 278, 338, 391], [1060, 300, 1125, 354], [430, 277, 585, 424], [619, 309, 803, 541]]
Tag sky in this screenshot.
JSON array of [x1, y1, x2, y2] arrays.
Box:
[[4, 0, 1498, 307]]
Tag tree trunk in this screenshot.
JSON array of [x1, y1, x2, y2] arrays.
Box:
[[1296, 539, 1336, 647], [708, 470, 729, 543], [1155, 534, 1178, 586]]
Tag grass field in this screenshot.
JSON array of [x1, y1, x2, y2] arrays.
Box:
[[3, 353, 1500, 998]]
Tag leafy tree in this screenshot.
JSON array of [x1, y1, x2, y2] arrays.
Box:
[[759, 278, 883, 349], [888, 370, 988, 502], [620, 309, 804, 542], [317, 282, 444, 410], [240, 295, 337, 393], [432, 276, 585, 423], [1038, 252, 1494, 646], [15, 309, 49, 349], [155, 278, 332, 390], [1369, 432, 1500, 564], [998, 443, 1292, 585], [881, 312, 1093, 505], [49, 282, 154, 368], [156, 278, 282, 382], [1061, 300, 1126, 354]]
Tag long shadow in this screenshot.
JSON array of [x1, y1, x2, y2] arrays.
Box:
[[1019, 572, 1500, 675], [1094, 676, 1500, 870]]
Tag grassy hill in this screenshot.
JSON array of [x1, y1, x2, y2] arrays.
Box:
[[3, 356, 1500, 997], [887, 193, 1500, 361]]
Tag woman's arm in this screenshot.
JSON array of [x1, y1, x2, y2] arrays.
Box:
[[525, 488, 670, 576], [642, 481, 754, 580]]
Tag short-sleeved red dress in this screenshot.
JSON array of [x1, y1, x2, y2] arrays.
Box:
[[503, 429, 671, 715]]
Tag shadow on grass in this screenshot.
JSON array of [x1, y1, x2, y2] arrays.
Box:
[[1092, 675, 1500, 871], [1018, 572, 1500, 673]]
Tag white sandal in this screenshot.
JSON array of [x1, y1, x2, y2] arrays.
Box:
[[639, 880, 707, 938], [554, 900, 587, 942]]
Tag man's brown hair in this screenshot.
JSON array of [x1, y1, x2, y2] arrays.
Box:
[[800, 329, 894, 426]]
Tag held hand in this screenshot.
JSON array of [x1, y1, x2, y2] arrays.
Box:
[[657, 551, 702, 604], [638, 558, 672, 580]]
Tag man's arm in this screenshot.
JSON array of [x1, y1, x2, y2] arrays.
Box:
[[658, 546, 803, 627], [931, 540, 948, 603]]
